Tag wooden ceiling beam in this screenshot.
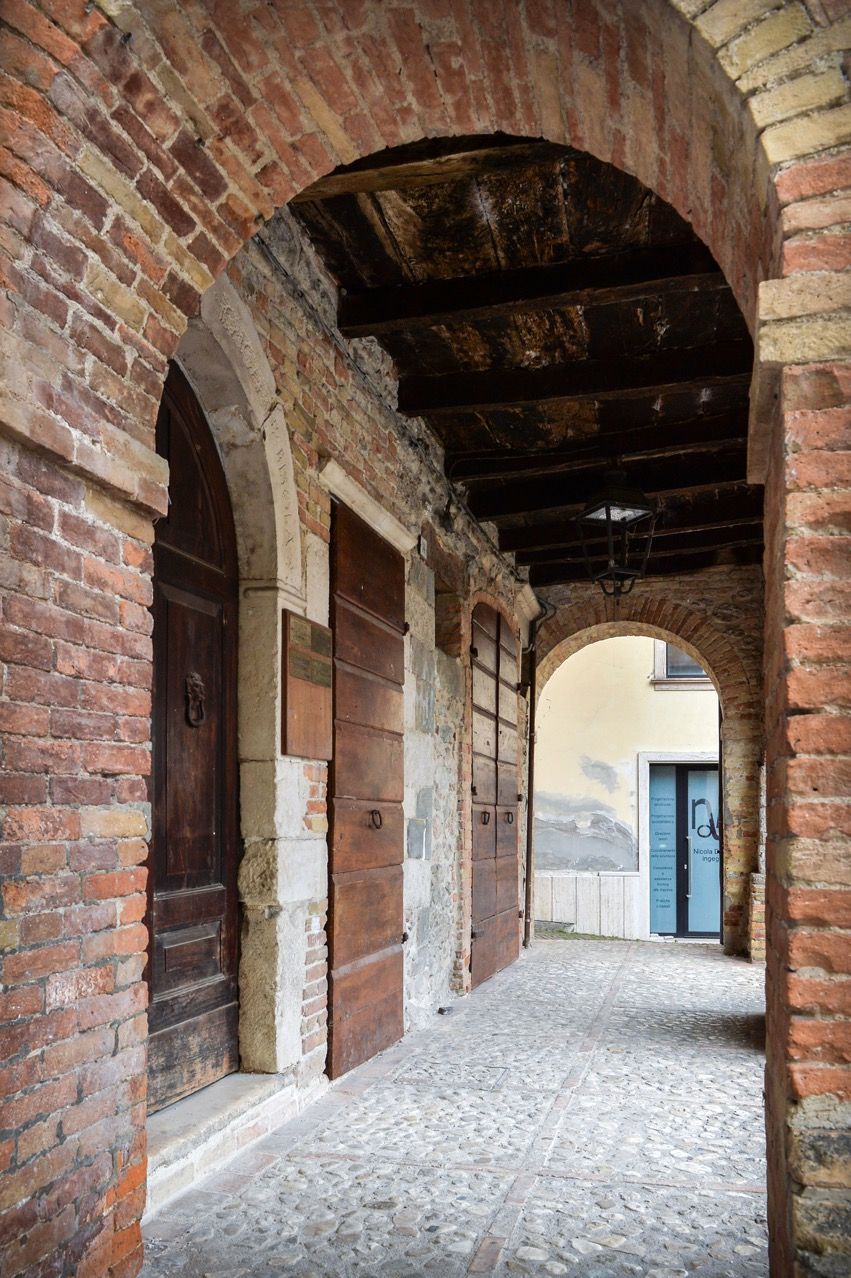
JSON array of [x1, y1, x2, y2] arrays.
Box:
[[398, 341, 752, 416], [447, 409, 749, 483], [529, 541, 763, 586], [515, 520, 764, 565], [499, 485, 764, 552], [291, 141, 570, 203], [338, 245, 722, 336], [472, 448, 748, 521]]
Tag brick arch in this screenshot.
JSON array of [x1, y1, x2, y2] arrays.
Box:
[[537, 596, 761, 728], [3, 1, 847, 521], [3, 3, 850, 1275], [535, 596, 763, 958]]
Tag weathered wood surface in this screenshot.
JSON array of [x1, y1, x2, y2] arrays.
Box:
[[328, 503, 406, 1079], [148, 365, 240, 1114], [470, 604, 522, 989]]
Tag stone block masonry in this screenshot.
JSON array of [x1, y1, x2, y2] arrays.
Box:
[[0, 2, 849, 1275]]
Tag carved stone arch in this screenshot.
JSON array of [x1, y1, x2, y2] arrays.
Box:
[[176, 272, 303, 601], [171, 274, 318, 1078]]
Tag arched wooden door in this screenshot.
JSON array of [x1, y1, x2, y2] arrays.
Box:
[[470, 603, 522, 987], [147, 365, 240, 1113]]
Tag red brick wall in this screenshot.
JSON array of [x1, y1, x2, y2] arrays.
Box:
[[763, 352, 851, 1275], [0, 437, 152, 1278], [1, 3, 849, 1275]]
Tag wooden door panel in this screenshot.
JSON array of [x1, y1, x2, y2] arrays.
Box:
[[498, 723, 518, 763], [500, 650, 518, 685], [328, 951, 404, 1079], [473, 709, 496, 756], [155, 922, 221, 992], [471, 629, 498, 672], [335, 602, 405, 684], [335, 665, 404, 734], [472, 860, 496, 921], [334, 721, 404, 802], [334, 504, 405, 630], [149, 968, 237, 1034], [498, 682, 519, 724], [470, 916, 499, 987], [496, 856, 519, 912], [472, 665, 497, 714], [472, 806, 496, 860], [496, 805, 519, 855], [329, 502, 405, 1080], [497, 908, 521, 959], [331, 800, 405, 873], [470, 602, 523, 990], [160, 588, 222, 890], [472, 756, 497, 805], [148, 1002, 238, 1113], [154, 885, 226, 929], [331, 866, 403, 969], [497, 762, 519, 806], [148, 366, 239, 1114]]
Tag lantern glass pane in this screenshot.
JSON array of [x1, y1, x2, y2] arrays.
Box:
[[583, 502, 648, 523], [609, 504, 648, 522]]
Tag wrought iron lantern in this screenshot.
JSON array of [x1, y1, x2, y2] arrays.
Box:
[[576, 468, 656, 598]]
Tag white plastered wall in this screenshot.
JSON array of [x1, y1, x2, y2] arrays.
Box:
[[534, 636, 719, 939]]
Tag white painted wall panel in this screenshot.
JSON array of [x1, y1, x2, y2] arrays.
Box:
[[551, 875, 576, 926], [536, 873, 648, 940], [600, 876, 624, 938]]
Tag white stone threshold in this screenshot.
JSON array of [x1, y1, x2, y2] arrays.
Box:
[[144, 1071, 327, 1221]]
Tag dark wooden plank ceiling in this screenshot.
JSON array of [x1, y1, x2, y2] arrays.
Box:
[[290, 135, 762, 591]]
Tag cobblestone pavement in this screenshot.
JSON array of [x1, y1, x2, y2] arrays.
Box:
[[142, 940, 767, 1277]]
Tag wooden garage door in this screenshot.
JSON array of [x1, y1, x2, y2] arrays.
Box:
[[328, 502, 406, 1079], [148, 365, 240, 1112], [471, 603, 522, 987]]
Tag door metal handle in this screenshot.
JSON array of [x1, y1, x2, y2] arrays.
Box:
[[481, 811, 490, 825], [504, 811, 514, 824], [369, 809, 383, 829]]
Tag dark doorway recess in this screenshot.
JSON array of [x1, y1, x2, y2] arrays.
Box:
[[328, 503, 406, 1078], [147, 365, 240, 1113], [471, 603, 523, 986]]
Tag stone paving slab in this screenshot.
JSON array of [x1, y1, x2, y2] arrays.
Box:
[[497, 1179, 768, 1277], [142, 939, 767, 1277]]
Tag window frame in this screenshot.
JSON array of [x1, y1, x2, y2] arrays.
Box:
[[651, 639, 713, 690]]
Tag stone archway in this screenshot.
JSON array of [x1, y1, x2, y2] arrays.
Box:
[[2, 3, 849, 1273], [537, 596, 763, 958], [169, 275, 325, 1077]]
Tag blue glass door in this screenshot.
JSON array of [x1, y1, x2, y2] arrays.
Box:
[[649, 764, 720, 938], [687, 768, 721, 934], [649, 766, 677, 934]]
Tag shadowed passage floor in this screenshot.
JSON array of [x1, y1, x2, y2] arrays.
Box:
[[142, 939, 767, 1277]]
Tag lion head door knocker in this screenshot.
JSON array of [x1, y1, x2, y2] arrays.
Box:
[[185, 672, 206, 727]]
